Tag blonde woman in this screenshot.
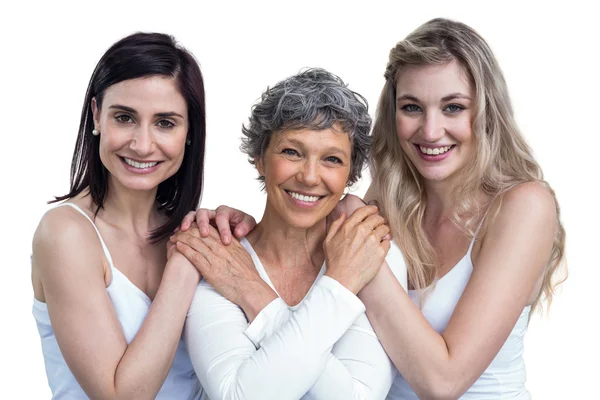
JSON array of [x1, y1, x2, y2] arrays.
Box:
[[184, 18, 566, 399]]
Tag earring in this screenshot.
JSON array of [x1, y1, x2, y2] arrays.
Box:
[[92, 129, 100, 136], [186, 139, 191, 145]]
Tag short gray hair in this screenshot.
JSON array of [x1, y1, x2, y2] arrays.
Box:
[[241, 68, 371, 186]]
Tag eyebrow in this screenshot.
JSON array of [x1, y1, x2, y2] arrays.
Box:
[[283, 138, 350, 157], [396, 93, 472, 103], [108, 104, 185, 119]]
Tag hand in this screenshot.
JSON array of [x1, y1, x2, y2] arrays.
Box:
[[170, 225, 275, 315], [324, 205, 391, 294], [179, 206, 257, 245], [165, 239, 202, 282], [327, 194, 391, 240], [326, 194, 367, 230]]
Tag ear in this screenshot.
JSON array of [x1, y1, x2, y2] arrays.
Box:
[[91, 97, 100, 129], [254, 156, 265, 177]]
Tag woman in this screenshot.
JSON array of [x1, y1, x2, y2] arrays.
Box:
[[188, 18, 566, 399], [172, 68, 406, 400], [31, 32, 206, 399]]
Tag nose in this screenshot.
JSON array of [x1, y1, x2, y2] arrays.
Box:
[[296, 158, 320, 187], [421, 111, 445, 142], [129, 125, 155, 156]]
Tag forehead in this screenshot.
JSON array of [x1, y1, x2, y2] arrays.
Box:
[[396, 61, 472, 97], [271, 124, 352, 152], [101, 76, 187, 114]]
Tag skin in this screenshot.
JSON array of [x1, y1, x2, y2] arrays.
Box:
[[31, 76, 200, 400], [172, 126, 390, 321], [357, 62, 553, 399], [192, 61, 556, 399]]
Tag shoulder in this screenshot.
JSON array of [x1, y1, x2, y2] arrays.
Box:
[[497, 181, 557, 225], [34, 205, 94, 247], [480, 181, 556, 258], [33, 204, 103, 273]]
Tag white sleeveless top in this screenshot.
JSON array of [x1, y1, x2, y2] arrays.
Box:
[[388, 237, 532, 399], [32, 203, 202, 399]]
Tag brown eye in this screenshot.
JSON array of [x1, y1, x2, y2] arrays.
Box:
[[157, 119, 175, 128], [115, 114, 133, 123]]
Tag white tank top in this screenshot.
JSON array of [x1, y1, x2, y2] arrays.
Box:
[[387, 236, 532, 399], [32, 203, 202, 399]]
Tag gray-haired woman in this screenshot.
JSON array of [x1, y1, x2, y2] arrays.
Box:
[[171, 68, 406, 400]]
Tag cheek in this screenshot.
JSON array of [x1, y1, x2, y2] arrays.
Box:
[[324, 167, 350, 195], [395, 115, 415, 141]]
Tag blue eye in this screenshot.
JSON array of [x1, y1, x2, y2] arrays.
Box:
[[401, 104, 422, 113], [325, 156, 342, 164], [282, 148, 299, 156], [444, 104, 465, 113]]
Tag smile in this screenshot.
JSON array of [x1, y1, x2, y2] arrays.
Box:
[[418, 145, 454, 155], [285, 190, 324, 203], [122, 157, 159, 169]]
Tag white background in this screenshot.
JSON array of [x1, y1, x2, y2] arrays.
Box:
[[1, 1, 598, 398]]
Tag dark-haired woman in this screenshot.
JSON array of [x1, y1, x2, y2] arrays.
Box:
[[31, 32, 205, 399]]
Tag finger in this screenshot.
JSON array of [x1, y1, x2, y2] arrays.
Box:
[[173, 231, 212, 254], [196, 209, 216, 237], [326, 212, 346, 240], [343, 205, 379, 230], [233, 215, 256, 238], [361, 213, 387, 232], [176, 242, 209, 275], [367, 199, 380, 208], [214, 212, 234, 245], [180, 211, 197, 231], [373, 223, 391, 241]]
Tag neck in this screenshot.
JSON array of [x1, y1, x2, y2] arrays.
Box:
[[247, 202, 326, 269], [423, 179, 457, 224], [97, 177, 162, 238]]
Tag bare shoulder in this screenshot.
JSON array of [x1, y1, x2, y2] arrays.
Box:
[[33, 204, 103, 274], [497, 181, 557, 225]]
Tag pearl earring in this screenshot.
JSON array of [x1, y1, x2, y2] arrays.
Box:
[[92, 129, 100, 136], [186, 139, 191, 145]]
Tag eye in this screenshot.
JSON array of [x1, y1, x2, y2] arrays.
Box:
[[115, 114, 133, 123], [325, 156, 343, 164], [444, 104, 465, 113], [400, 104, 422, 113], [282, 148, 299, 157], [157, 119, 175, 129]]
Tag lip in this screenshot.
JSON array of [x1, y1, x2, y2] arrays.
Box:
[[120, 157, 162, 174], [413, 144, 454, 162], [284, 189, 325, 209]]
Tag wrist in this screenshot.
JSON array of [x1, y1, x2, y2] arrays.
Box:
[[239, 280, 278, 323], [165, 253, 200, 283], [324, 270, 360, 295]]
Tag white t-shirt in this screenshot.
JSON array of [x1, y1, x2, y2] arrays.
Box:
[[184, 238, 407, 400]]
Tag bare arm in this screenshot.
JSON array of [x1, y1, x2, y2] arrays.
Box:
[[359, 182, 556, 399], [33, 207, 200, 400]]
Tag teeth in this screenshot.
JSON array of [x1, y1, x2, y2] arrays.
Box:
[[419, 145, 452, 155], [287, 191, 320, 203], [124, 158, 159, 169]]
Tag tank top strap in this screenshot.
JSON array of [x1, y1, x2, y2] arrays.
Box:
[[55, 203, 115, 268]]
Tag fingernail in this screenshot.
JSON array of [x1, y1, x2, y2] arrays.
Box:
[[201, 227, 209, 236]]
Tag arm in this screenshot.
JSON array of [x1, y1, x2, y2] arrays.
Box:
[[33, 207, 200, 400], [359, 182, 556, 399], [184, 275, 365, 400]]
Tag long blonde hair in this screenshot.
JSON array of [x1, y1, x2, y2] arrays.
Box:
[[371, 18, 566, 313]]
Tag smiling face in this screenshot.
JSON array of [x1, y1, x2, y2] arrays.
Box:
[[92, 75, 189, 193], [395, 61, 475, 186], [256, 125, 352, 229]]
